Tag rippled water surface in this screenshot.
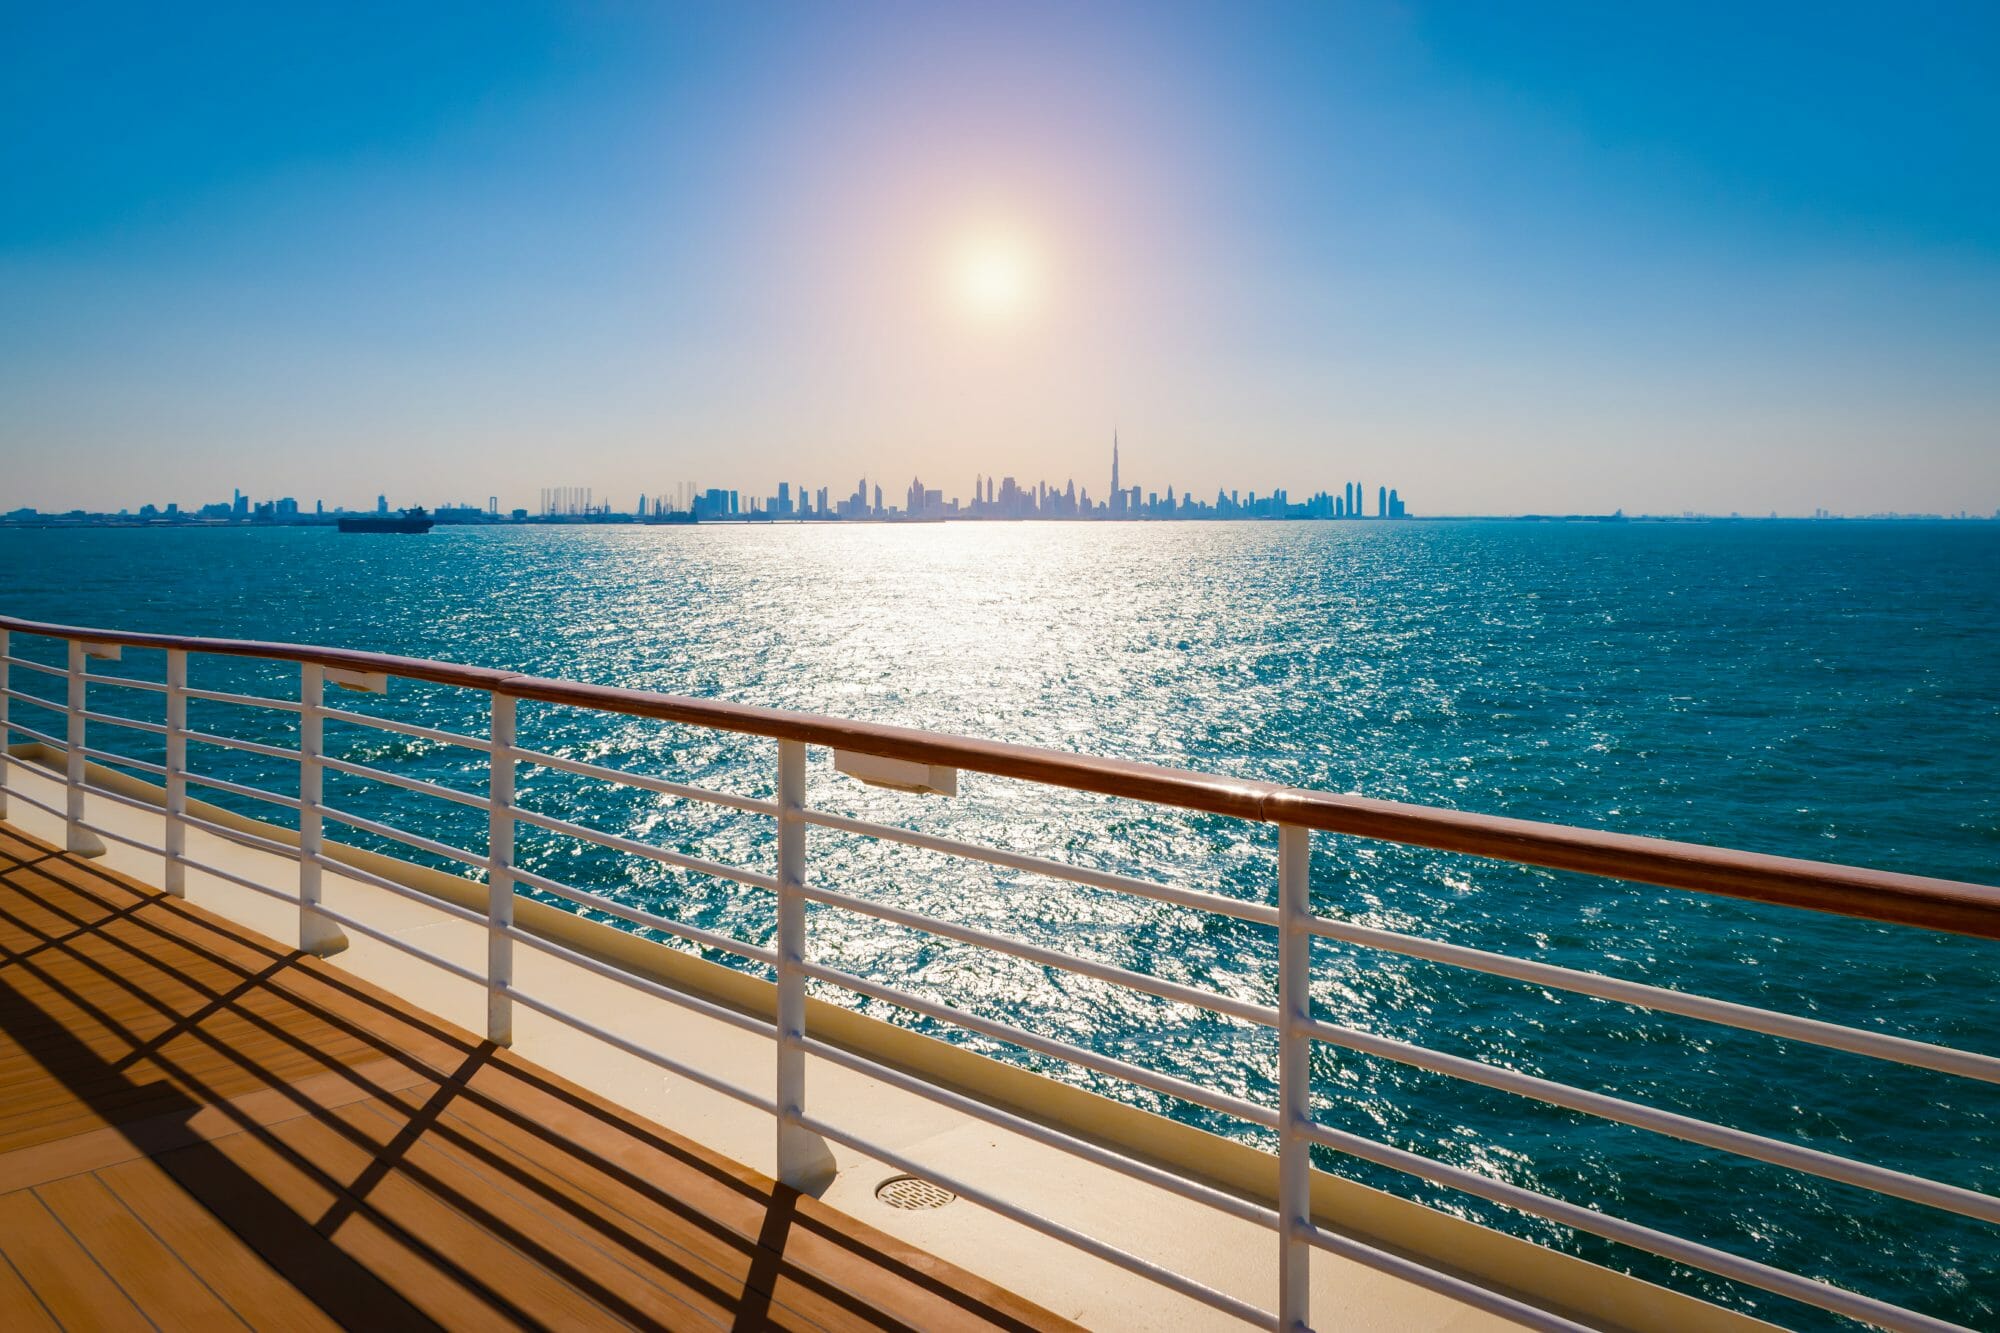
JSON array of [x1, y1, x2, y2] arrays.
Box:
[[2, 520, 1996, 1327]]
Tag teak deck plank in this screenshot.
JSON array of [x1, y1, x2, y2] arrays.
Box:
[[0, 1236, 64, 1333], [33, 1170, 248, 1329], [96, 1155, 343, 1333], [342, 1098, 735, 1329], [419, 1096, 793, 1326], [0, 1188, 149, 1332], [141, 1129, 438, 1330], [267, 1104, 632, 1329], [0, 820, 1075, 1331]]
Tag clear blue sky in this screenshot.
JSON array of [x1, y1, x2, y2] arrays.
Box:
[[3, 1, 1996, 514]]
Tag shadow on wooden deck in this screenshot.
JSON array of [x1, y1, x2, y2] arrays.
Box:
[[0, 824, 1072, 1331]]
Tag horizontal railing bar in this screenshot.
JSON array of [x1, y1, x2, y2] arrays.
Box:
[[308, 900, 491, 988], [182, 769, 303, 811], [1307, 912, 2000, 1084], [74, 778, 169, 819], [3, 721, 67, 749], [800, 1034, 1279, 1228], [1295, 1222, 1591, 1333], [501, 984, 777, 1114], [1298, 1119, 1973, 1333], [178, 810, 302, 860], [507, 863, 778, 966], [1, 784, 66, 820], [801, 959, 1279, 1129], [320, 756, 489, 810], [0, 686, 65, 712], [183, 728, 301, 763], [78, 746, 168, 778], [174, 854, 296, 904], [321, 705, 490, 751], [0, 655, 68, 678], [79, 708, 166, 735], [303, 852, 491, 928], [797, 1112, 1275, 1328], [506, 803, 778, 892], [6, 613, 1995, 939], [500, 924, 778, 1040], [184, 686, 301, 713], [319, 804, 487, 869], [1297, 1015, 2000, 1225], [511, 744, 778, 816], [799, 881, 1278, 1029], [801, 807, 1280, 928], [83, 674, 167, 694], [0, 619, 524, 692], [74, 818, 168, 858]]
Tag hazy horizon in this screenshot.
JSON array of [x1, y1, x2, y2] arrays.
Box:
[[4, 1, 1998, 514]]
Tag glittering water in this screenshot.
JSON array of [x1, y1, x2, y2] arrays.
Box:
[[3, 520, 1996, 1327]]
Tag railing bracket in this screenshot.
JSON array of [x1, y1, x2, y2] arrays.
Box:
[[835, 750, 959, 796], [327, 668, 388, 694]]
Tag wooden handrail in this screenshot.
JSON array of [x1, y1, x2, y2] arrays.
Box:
[[6, 612, 1998, 939]]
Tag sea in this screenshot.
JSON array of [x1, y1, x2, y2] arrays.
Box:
[[1, 519, 1994, 1328]]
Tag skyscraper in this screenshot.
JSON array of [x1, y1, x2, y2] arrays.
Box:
[[1110, 431, 1122, 517]]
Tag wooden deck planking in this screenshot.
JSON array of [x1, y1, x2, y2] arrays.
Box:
[[95, 1155, 343, 1332], [0, 823, 1074, 1331]]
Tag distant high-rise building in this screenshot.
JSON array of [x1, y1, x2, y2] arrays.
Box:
[[1378, 485, 1387, 518], [376, 494, 388, 515], [1110, 432, 1122, 516]]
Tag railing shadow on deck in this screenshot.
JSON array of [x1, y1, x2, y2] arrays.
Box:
[[0, 829, 1054, 1332]]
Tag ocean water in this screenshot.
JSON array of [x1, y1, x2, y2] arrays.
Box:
[[1, 520, 1995, 1327]]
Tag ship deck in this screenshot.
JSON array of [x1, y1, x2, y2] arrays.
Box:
[[0, 822, 1070, 1331]]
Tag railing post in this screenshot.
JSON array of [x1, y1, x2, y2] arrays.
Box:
[[487, 692, 516, 1045], [296, 664, 346, 955], [64, 640, 105, 857], [163, 649, 188, 896], [774, 738, 832, 1190], [0, 628, 9, 821], [1278, 823, 1312, 1332]]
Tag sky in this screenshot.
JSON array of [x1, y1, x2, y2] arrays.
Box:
[[2, 0, 1997, 516]]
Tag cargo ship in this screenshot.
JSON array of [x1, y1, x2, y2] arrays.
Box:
[[338, 507, 434, 533]]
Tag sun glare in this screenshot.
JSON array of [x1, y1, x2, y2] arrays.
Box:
[[947, 231, 1039, 324]]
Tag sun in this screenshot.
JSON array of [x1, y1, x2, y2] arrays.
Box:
[[946, 230, 1040, 324]]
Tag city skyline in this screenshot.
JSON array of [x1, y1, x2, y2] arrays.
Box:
[[5, 5, 1999, 513], [2, 436, 1422, 524]]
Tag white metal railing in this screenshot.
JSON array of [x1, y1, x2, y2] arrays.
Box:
[[0, 619, 1996, 1333]]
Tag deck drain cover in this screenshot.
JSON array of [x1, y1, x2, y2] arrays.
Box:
[[875, 1174, 955, 1211]]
